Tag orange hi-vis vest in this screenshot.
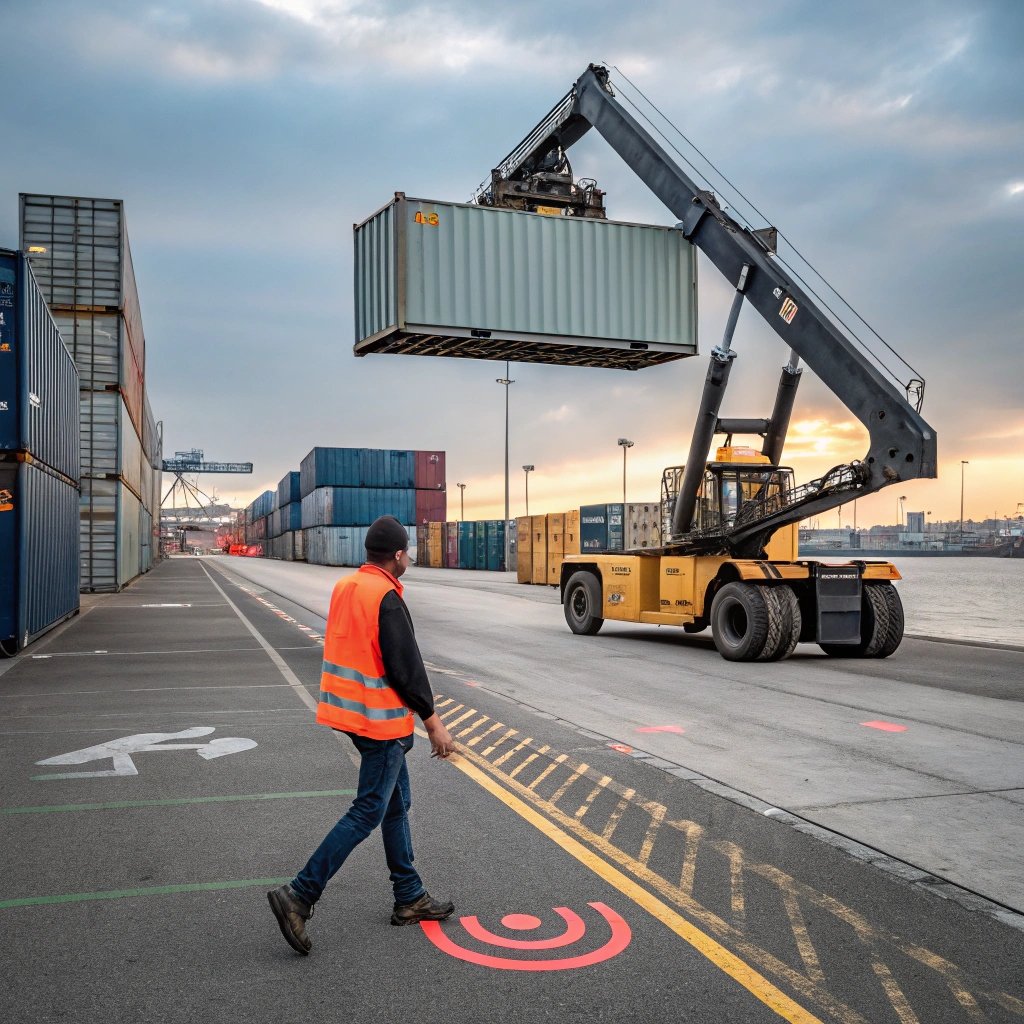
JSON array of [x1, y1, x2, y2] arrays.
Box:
[[316, 564, 415, 740]]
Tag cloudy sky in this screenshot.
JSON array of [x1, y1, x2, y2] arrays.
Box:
[[2, 0, 1021, 528]]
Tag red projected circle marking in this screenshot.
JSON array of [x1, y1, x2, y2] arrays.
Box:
[[421, 902, 631, 970], [501, 914, 543, 931]]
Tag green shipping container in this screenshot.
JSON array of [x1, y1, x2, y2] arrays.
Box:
[[354, 195, 698, 371]]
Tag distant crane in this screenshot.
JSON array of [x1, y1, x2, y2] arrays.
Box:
[[161, 450, 253, 548]]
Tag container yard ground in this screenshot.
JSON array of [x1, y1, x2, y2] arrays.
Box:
[[1, 560, 1022, 1024]]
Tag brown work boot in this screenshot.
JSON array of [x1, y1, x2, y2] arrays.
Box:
[[268, 884, 314, 954], [391, 892, 455, 926]]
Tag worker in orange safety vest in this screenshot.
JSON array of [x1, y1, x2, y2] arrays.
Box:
[[268, 516, 455, 955]]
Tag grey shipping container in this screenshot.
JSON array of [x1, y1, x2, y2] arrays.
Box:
[[0, 458, 80, 653], [625, 502, 663, 549], [79, 478, 144, 592], [79, 390, 146, 502], [0, 251, 80, 481], [20, 194, 146, 374], [354, 194, 699, 370], [304, 525, 371, 567]]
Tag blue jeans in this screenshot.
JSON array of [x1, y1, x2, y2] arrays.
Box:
[[291, 732, 424, 907]]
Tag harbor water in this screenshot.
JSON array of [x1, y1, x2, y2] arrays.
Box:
[[888, 557, 1024, 647]]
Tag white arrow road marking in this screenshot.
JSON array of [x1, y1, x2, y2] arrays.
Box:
[[34, 727, 258, 779]]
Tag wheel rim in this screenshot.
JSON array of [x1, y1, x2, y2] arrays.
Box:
[[571, 586, 589, 621], [722, 599, 748, 643]]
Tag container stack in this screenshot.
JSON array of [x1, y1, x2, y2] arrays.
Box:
[[20, 194, 162, 592], [580, 502, 661, 553], [415, 519, 512, 570], [513, 510, 583, 585], [264, 470, 304, 561], [1, 249, 81, 653], [243, 490, 274, 552], [298, 447, 445, 567]]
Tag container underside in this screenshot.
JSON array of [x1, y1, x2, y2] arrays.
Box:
[[354, 328, 692, 370]]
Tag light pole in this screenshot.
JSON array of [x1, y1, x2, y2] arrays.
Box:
[[898, 495, 906, 532], [522, 465, 534, 517], [496, 363, 515, 570], [617, 438, 634, 505], [457, 482, 466, 522], [960, 460, 969, 545]]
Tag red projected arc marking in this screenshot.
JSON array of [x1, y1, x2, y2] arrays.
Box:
[[460, 907, 586, 949], [421, 902, 631, 971]]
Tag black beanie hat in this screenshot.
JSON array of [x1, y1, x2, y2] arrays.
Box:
[[364, 515, 409, 555]]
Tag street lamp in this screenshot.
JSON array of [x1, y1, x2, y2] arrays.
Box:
[[617, 438, 634, 505], [456, 482, 466, 522], [898, 495, 906, 531], [496, 363, 515, 570], [522, 465, 534, 517], [960, 460, 969, 545]]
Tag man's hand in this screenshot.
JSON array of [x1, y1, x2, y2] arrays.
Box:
[[423, 713, 454, 759]]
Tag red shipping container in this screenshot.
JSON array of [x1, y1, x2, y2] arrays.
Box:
[[414, 451, 446, 490], [415, 489, 447, 524], [444, 522, 459, 567]]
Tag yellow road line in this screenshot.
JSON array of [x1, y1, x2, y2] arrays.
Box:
[[446, 748, 825, 1024]]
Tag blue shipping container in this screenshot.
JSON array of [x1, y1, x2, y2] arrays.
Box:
[[0, 250, 80, 481], [580, 503, 624, 553], [271, 502, 302, 537], [249, 489, 275, 521], [301, 487, 415, 528], [485, 520, 506, 571], [458, 522, 475, 569], [300, 447, 416, 497], [276, 470, 301, 508], [474, 522, 487, 570], [0, 458, 80, 653]]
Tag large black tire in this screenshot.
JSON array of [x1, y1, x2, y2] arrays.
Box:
[[563, 571, 604, 636], [820, 583, 903, 658], [759, 585, 802, 661], [710, 582, 771, 661]]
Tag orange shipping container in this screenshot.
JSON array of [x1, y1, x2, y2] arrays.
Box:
[[516, 517, 533, 584], [564, 509, 581, 556]]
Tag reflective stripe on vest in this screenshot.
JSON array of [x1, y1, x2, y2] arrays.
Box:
[[315, 565, 415, 740]]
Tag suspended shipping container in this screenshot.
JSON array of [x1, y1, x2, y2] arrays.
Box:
[[354, 194, 699, 371], [0, 457, 80, 653], [302, 487, 416, 528], [0, 250, 80, 481]]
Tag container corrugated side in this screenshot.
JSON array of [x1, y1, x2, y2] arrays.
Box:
[[0, 252, 80, 480], [0, 458, 80, 652], [304, 525, 370, 567], [277, 471, 301, 508], [485, 520, 506, 571], [80, 477, 117, 592], [19, 195, 146, 374], [80, 390, 144, 500], [415, 490, 446, 525], [117, 484, 142, 587], [414, 451, 445, 490], [301, 487, 416, 528], [580, 503, 624, 553], [354, 195, 699, 371], [457, 522, 475, 569]]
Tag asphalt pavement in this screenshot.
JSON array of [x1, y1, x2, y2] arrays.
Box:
[[1, 557, 1022, 1024]]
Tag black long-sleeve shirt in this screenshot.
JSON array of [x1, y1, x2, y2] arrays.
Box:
[[378, 589, 435, 721]]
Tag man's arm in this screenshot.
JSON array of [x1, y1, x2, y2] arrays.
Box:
[[378, 592, 453, 758]]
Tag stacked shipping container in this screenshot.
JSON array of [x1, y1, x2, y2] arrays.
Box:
[[20, 195, 162, 591], [298, 447, 445, 567], [415, 520, 513, 571], [0, 249, 81, 652]]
